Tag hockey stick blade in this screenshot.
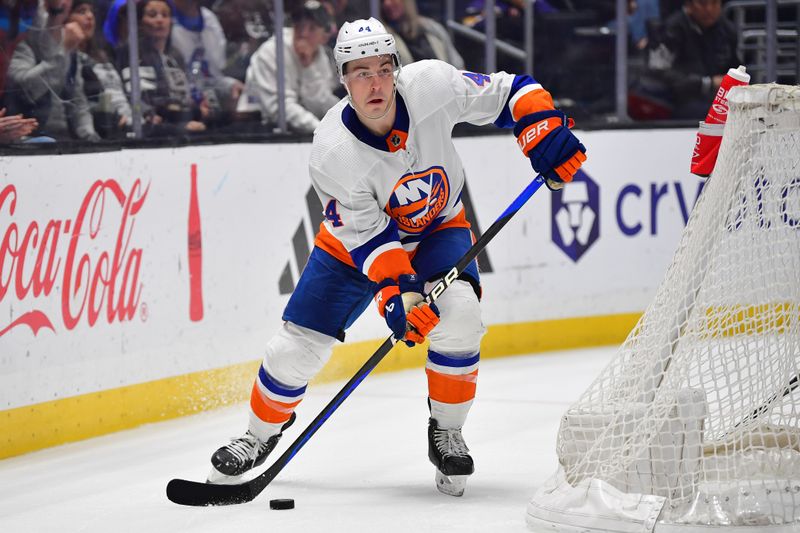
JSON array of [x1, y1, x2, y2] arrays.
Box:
[[166, 477, 254, 506], [167, 338, 397, 506], [166, 175, 545, 506]]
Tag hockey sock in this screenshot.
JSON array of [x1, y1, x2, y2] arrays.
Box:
[[425, 350, 479, 429], [248, 365, 306, 442]]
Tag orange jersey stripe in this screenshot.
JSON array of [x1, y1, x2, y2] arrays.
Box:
[[365, 248, 414, 283], [511, 87, 554, 122], [314, 223, 356, 268], [315, 210, 471, 283], [250, 382, 302, 424], [316, 223, 415, 283], [432, 208, 471, 234], [426, 368, 479, 404]]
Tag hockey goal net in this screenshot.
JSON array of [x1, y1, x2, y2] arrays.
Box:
[[527, 84, 800, 533]]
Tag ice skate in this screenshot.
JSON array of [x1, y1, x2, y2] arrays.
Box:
[[207, 413, 296, 484], [428, 418, 474, 497]]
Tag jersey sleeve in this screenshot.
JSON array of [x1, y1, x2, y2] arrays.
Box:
[[310, 163, 414, 284], [435, 60, 555, 128]]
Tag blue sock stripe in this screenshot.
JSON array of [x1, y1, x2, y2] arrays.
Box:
[[427, 350, 480, 368], [258, 366, 307, 398]]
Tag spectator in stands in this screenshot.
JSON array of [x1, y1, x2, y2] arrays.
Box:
[[0, 107, 37, 141], [326, 0, 371, 28], [92, 0, 118, 38], [67, 0, 132, 138], [1, 0, 38, 105], [1, 0, 40, 142], [238, 0, 339, 133], [212, 0, 272, 82], [101, 0, 128, 53], [414, 0, 442, 20], [594, 0, 661, 50], [6, 0, 101, 141], [171, 0, 243, 121], [647, 0, 740, 119], [116, 0, 207, 134], [628, 0, 660, 49], [381, 0, 463, 69]]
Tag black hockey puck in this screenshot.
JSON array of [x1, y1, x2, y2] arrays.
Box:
[[269, 498, 295, 510]]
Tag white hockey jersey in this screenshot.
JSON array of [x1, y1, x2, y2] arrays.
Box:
[[309, 59, 550, 284]]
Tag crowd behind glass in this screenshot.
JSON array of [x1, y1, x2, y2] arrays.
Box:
[[0, 0, 776, 145]]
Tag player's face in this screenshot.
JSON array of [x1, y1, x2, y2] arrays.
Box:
[[343, 55, 396, 117]]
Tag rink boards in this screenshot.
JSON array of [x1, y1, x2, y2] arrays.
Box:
[[0, 127, 701, 458]]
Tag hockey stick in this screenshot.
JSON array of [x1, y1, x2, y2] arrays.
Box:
[[166, 174, 546, 506], [703, 369, 800, 454], [732, 370, 800, 431]]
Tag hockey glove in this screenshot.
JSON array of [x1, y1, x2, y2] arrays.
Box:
[[514, 110, 587, 191], [375, 274, 440, 347]]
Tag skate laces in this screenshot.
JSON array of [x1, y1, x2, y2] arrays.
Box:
[[433, 427, 470, 457], [225, 433, 267, 463]]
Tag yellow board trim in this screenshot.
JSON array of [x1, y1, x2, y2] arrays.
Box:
[[702, 302, 799, 338], [0, 314, 641, 460]]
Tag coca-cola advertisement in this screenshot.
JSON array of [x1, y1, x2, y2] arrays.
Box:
[[0, 145, 316, 415], [0, 179, 147, 338]]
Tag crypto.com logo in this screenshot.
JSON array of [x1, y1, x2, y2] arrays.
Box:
[[551, 170, 600, 262]]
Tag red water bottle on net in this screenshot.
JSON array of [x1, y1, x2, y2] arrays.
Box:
[[691, 66, 750, 177], [705, 65, 751, 125]]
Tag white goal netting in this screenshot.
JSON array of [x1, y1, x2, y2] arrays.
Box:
[[527, 84, 800, 533]]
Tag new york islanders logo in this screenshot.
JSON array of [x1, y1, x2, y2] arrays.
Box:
[[386, 166, 450, 234]]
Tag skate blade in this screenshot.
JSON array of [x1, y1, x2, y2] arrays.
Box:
[[206, 467, 246, 485], [435, 470, 468, 497]]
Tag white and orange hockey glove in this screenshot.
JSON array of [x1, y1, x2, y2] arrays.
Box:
[[375, 274, 439, 346]]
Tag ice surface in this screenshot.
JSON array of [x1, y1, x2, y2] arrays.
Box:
[[0, 347, 614, 533]]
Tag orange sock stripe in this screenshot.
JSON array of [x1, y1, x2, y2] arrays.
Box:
[[511, 88, 554, 121], [250, 382, 302, 424], [426, 368, 478, 404]]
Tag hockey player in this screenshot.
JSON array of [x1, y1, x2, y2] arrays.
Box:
[[209, 17, 586, 496]]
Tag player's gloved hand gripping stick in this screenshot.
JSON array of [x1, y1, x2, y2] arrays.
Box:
[[375, 274, 440, 346], [166, 174, 547, 506], [515, 110, 586, 191]]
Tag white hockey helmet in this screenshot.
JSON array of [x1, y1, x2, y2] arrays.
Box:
[[334, 18, 400, 79]]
